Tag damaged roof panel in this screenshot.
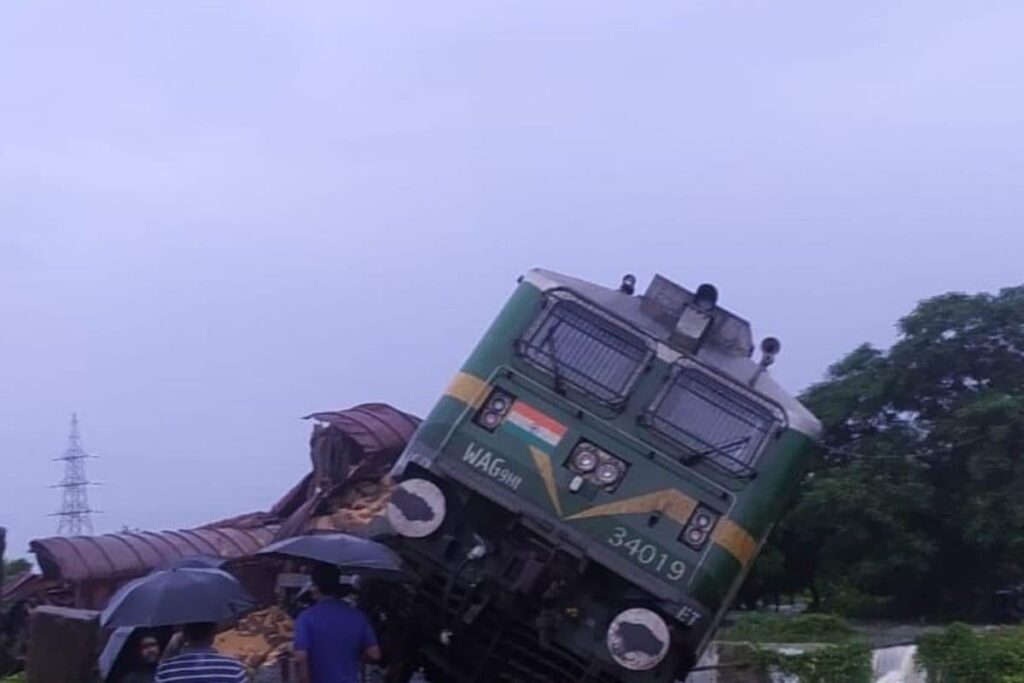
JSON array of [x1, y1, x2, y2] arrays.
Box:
[[31, 526, 276, 583], [302, 402, 420, 458], [29, 402, 419, 586]]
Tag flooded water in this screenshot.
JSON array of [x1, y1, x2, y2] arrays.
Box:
[[682, 644, 802, 682], [768, 647, 803, 683], [383, 640, 926, 682], [872, 644, 924, 683], [683, 643, 924, 682], [684, 647, 718, 683]]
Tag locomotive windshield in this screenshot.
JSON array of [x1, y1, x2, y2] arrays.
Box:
[[518, 295, 651, 405], [645, 367, 777, 475]]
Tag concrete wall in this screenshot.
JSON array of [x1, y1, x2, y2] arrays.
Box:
[[27, 606, 99, 683]]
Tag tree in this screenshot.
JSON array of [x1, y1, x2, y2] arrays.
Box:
[[2, 559, 30, 580], [746, 285, 1024, 619]]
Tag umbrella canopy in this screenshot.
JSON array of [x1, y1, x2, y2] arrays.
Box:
[[98, 626, 135, 681], [257, 533, 405, 578], [161, 554, 227, 570], [100, 567, 256, 628]]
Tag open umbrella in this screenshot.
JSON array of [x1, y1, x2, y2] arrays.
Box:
[[100, 567, 256, 628], [98, 626, 135, 681], [257, 533, 405, 579], [161, 554, 227, 570]]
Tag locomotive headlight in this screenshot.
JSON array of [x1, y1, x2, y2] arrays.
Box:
[[683, 527, 707, 546], [474, 388, 515, 432], [570, 445, 599, 473], [691, 509, 716, 531], [680, 505, 719, 550], [595, 461, 623, 486], [565, 440, 629, 490]]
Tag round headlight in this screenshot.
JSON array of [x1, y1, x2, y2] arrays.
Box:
[[684, 527, 706, 545], [481, 411, 501, 428], [571, 447, 599, 473], [489, 396, 509, 413], [693, 512, 714, 530], [595, 461, 622, 485]]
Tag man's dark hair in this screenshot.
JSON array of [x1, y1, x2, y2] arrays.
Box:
[[311, 563, 342, 597], [137, 629, 159, 647], [183, 622, 217, 644]]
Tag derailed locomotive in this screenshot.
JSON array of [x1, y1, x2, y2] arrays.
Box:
[[381, 269, 821, 682]]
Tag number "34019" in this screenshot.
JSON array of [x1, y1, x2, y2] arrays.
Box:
[[607, 526, 686, 581]]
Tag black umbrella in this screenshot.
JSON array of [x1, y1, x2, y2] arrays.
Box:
[[161, 554, 227, 570], [98, 627, 134, 681], [257, 533, 406, 579], [100, 567, 256, 628]]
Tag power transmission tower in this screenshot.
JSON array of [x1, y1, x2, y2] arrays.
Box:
[[53, 414, 97, 536]]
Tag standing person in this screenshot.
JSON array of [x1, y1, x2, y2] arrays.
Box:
[[154, 623, 247, 683], [294, 564, 381, 683], [117, 631, 162, 683]]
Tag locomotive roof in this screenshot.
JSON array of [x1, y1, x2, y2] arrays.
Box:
[[522, 268, 822, 439]]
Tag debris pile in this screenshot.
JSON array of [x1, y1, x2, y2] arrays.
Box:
[[9, 404, 419, 681], [215, 606, 294, 674], [307, 479, 395, 534]]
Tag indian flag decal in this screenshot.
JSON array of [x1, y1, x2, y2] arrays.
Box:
[[502, 400, 568, 450]]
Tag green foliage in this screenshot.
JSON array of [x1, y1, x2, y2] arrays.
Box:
[[1, 674, 25, 683], [754, 643, 872, 683], [744, 285, 1024, 620], [917, 623, 1024, 682], [3, 559, 30, 578], [723, 613, 854, 644]]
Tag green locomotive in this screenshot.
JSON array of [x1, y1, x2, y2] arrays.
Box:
[[384, 269, 820, 682]]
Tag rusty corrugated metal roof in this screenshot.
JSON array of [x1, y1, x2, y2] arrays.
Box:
[[2, 572, 43, 602], [302, 403, 420, 457], [29, 403, 420, 585], [30, 526, 277, 583]]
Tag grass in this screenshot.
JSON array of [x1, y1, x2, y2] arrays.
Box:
[[720, 612, 857, 644], [917, 623, 1024, 683]]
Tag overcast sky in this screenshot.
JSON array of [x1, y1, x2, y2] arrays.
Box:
[[2, 2, 1023, 561]]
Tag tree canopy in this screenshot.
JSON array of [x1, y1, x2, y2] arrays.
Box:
[[745, 285, 1024, 619], [2, 559, 30, 580]]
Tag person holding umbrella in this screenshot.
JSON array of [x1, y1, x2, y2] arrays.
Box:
[[103, 629, 163, 683], [293, 563, 381, 683], [101, 567, 257, 683]]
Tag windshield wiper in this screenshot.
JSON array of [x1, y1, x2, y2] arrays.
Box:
[[543, 326, 568, 395], [694, 435, 751, 460]]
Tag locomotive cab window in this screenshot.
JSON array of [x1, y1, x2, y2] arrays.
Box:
[[645, 366, 780, 476], [517, 293, 652, 406]]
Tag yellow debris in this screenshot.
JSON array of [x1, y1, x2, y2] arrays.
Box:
[[215, 606, 295, 672]]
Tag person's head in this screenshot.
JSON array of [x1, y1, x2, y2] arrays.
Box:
[[182, 622, 217, 647], [310, 563, 342, 599], [137, 632, 161, 665]]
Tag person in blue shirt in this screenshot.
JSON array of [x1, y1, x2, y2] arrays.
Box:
[[293, 564, 381, 683]]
